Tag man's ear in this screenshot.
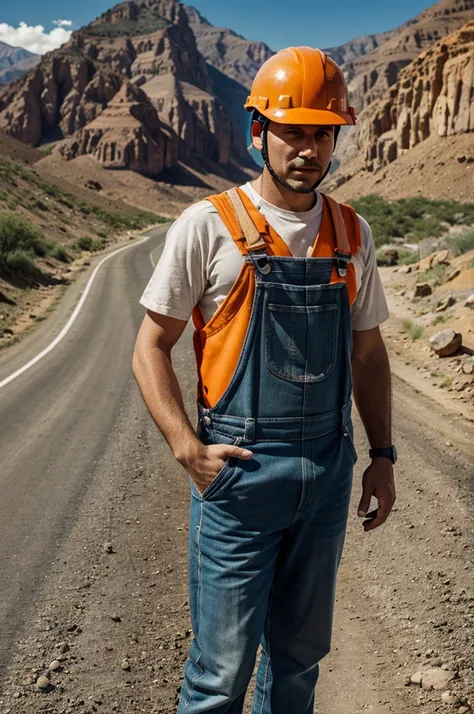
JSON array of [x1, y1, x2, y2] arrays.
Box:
[[251, 121, 263, 151]]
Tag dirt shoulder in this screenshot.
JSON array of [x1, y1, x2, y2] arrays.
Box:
[[380, 258, 474, 424]]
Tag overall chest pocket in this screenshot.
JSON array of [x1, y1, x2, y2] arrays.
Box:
[[265, 303, 339, 383]]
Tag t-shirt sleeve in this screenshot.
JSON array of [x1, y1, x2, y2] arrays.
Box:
[[139, 210, 207, 322], [351, 216, 390, 331]]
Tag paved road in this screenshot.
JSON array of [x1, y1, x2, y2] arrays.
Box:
[[0, 227, 169, 673]]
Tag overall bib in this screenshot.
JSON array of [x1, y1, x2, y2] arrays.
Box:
[[178, 188, 360, 714]]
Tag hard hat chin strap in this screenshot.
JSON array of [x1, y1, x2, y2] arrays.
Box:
[[259, 119, 335, 195]]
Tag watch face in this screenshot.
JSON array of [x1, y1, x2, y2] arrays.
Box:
[[392, 445, 398, 464]]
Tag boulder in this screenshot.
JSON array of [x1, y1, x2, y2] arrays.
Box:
[[429, 329, 463, 357], [434, 249, 451, 265], [414, 283, 432, 298], [464, 294, 474, 308], [419, 254, 435, 272], [378, 249, 399, 266]]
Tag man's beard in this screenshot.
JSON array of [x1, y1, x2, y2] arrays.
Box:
[[283, 158, 324, 192]]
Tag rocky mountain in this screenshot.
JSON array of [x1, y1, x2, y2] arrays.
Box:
[[0, 0, 251, 177], [326, 19, 474, 203], [327, 0, 474, 112], [0, 41, 39, 85], [183, 4, 273, 89], [358, 20, 474, 170]]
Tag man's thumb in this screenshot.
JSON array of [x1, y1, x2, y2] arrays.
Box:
[[358, 491, 371, 518], [230, 446, 253, 460]]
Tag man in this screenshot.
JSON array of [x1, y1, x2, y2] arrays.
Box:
[[133, 47, 396, 714]]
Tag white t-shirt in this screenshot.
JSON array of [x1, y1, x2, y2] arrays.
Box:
[[140, 183, 389, 331]]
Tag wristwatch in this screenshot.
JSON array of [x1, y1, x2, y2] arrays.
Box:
[[369, 446, 397, 464]]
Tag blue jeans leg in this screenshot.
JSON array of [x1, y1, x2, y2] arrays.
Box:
[[177, 488, 283, 714], [252, 454, 353, 714]]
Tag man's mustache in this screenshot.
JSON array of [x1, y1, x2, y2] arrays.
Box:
[[290, 159, 323, 171]]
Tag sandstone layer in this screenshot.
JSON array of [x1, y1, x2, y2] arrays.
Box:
[[357, 20, 474, 170]]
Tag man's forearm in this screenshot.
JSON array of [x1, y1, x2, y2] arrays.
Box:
[[351, 340, 392, 448], [132, 345, 200, 462]]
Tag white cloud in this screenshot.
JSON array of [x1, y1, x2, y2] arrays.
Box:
[[0, 20, 73, 55]]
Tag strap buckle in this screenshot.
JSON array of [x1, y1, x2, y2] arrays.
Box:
[[334, 250, 352, 278], [249, 249, 272, 275]]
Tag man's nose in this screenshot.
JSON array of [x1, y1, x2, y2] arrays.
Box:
[[299, 144, 318, 159]]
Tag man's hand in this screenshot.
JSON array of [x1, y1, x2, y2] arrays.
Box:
[[357, 458, 396, 532], [178, 443, 253, 495]]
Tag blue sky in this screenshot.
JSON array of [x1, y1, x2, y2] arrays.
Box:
[[1, 0, 437, 53]]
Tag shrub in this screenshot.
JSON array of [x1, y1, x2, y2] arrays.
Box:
[[75, 236, 107, 252], [349, 195, 474, 248], [397, 249, 419, 265], [449, 230, 474, 256], [419, 264, 446, 287], [4, 248, 36, 275], [402, 318, 424, 340], [50, 244, 70, 263], [0, 213, 47, 262], [76, 236, 94, 251]]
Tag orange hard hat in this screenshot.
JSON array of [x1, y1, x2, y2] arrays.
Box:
[[244, 46, 356, 126]]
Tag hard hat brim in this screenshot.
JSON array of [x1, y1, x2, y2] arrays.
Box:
[[246, 106, 355, 126]]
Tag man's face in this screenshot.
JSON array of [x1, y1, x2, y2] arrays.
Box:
[[255, 122, 335, 192]]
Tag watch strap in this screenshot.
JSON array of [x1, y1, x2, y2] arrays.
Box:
[[369, 446, 397, 464]]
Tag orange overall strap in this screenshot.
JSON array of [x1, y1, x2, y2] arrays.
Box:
[[310, 194, 361, 305], [236, 189, 293, 257], [206, 190, 267, 255], [324, 195, 352, 256], [226, 188, 267, 251]]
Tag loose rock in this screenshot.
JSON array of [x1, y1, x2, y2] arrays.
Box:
[[49, 659, 61, 671], [414, 283, 432, 298], [464, 294, 474, 308], [121, 658, 131, 671], [434, 249, 451, 265], [446, 268, 461, 282], [441, 690, 460, 705], [36, 675, 50, 690], [429, 329, 462, 357], [421, 667, 456, 690], [462, 357, 474, 375], [435, 296, 456, 312], [410, 670, 424, 685], [419, 254, 434, 272]]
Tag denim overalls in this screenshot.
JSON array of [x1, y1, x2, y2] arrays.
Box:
[[178, 192, 358, 714]]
